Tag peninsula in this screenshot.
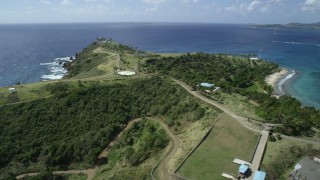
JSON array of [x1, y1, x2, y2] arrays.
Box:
[[251, 22, 320, 29], [1, 39, 320, 180]]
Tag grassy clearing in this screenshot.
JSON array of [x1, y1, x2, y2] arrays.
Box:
[[0, 43, 179, 105], [207, 92, 262, 120], [96, 53, 118, 73], [0, 80, 109, 105], [68, 54, 110, 79], [166, 108, 219, 172], [64, 174, 87, 180], [261, 137, 320, 179], [245, 82, 265, 93], [120, 53, 140, 70], [177, 113, 259, 180], [261, 139, 304, 169], [299, 128, 320, 142], [22, 172, 87, 180], [0, 81, 52, 105]]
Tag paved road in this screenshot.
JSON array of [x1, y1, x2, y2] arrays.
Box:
[[251, 130, 269, 173]]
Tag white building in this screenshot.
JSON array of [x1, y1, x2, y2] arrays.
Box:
[[9, 88, 17, 94]]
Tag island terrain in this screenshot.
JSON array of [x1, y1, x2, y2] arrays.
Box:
[[0, 39, 320, 180]]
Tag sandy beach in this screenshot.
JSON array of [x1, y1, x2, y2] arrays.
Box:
[[265, 68, 288, 87]]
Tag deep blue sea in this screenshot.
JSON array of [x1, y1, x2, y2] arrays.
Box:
[[0, 23, 319, 108]]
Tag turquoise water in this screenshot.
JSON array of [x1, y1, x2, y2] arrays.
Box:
[[288, 69, 320, 108], [0, 23, 319, 108]]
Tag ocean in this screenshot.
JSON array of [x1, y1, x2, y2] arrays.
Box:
[[0, 23, 319, 108]]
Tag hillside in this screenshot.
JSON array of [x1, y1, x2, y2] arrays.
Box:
[[0, 77, 207, 179], [143, 53, 278, 91], [143, 53, 320, 135], [1, 39, 320, 180], [64, 39, 149, 79]]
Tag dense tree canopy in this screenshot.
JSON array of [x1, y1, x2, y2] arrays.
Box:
[[0, 77, 205, 178], [144, 53, 278, 92], [143, 53, 320, 135]]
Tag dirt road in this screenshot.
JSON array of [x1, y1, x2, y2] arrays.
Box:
[[98, 118, 141, 158], [16, 118, 178, 180], [172, 79, 261, 133], [151, 118, 181, 180]]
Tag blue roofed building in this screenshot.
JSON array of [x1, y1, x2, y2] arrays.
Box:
[[238, 164, 249, 178], [253, 171, 266, 180], [239, 164, 249, 174]]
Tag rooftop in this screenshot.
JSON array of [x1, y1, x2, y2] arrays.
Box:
[[200, 82, 214, 88], [253, 171, 266, 180], [239, 164, 249, 174]]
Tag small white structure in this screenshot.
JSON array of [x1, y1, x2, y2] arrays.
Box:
[[9, 88, 17, 94], [221, 173, 236, 180], [233, 158, 251, 166], [250, 57, 259, 60], [213, 87, 221, 92], [117, 70, 136, 76], [199, 82, 214, 88]]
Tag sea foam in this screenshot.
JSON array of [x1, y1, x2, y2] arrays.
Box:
[[272, 40, 301, 45], [40, 56, 74, 80], [277, 70, 296, 94]]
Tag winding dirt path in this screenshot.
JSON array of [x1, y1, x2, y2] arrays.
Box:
[[16, 117, 178, 180], [15, 79, 320, 180], [151, 118, 181, 180], [98, 118, 141, 159]]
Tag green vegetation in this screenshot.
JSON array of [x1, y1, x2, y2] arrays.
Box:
[[205, 92, 262, 120], [144, 53, 277, 92], [261, 140, 320, 180], [94, 118, 169, 179], [65, 40, 142, 79], [251, 94, 320, 135], [177, 113, 259, 180], [0, 82, 52, 105], [112, 118, 169, 167], [2, 39, 320, 180], [143, 53, 320, 135], [0, 77, 205, 179], [21, 171, 87, 180]]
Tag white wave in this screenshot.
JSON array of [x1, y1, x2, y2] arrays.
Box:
[[272, 40, 301, 45], [49, 67, 68, 73], [41, 74, 65, 80], [40, 62, 60, 66], [55, 56, 75, 62], [277, 70, 296, 94], [40, 56, 75, 81]]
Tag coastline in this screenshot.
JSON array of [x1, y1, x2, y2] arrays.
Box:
[[265, 68, 296, 96], [265, 68, 288, 88], [40, 56, 75, 81]]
